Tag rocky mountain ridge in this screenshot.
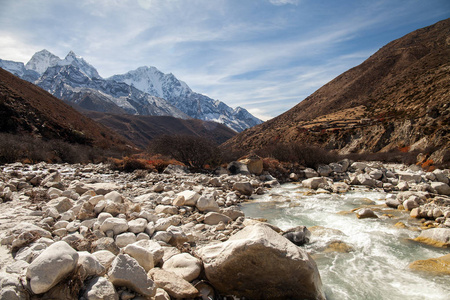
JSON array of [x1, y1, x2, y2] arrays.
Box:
[[224, 18, 450, 163], [1, 50, 262, 132]]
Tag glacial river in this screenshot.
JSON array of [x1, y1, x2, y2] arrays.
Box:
[[240, 183, 449, 300]]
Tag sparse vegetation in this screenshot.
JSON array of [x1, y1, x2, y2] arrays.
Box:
[[148, 134, 223, 170], [256, 142, 341, 168], [0, 133, 125, 164], [108, 154, 183, 173]]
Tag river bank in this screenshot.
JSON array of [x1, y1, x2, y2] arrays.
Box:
[[0, 159, 449, 299]]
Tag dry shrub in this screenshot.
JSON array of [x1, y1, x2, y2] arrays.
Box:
[[145, 154, 183, 173], [108, 154, 183, 173], [108, 157, 148, 172], [148, 134, 223, 170], [257, 142, 340, 168], [421, 159, 435, 172], [0, 133, 124, 164]]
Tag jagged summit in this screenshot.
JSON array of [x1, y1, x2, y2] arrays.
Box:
[[25, 49, 61, 74], [58, 51, 101, 79]]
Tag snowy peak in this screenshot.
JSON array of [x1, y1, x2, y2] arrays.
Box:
[[110, 66, 262, 132], [109, 66, 192, 99], [25, 49, 61, 74], [58, 51, 101, 79]]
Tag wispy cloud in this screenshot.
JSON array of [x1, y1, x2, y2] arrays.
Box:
[[0, 0, 448, 120], [269, 0, 300, 6]]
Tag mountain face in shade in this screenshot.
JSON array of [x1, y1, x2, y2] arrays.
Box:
[[84, 111, 236, 149], [0, 51, 262, 132], [223, 19, 450, 163]]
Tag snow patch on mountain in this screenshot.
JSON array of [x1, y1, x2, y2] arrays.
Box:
[[25, 49, 61, 74], [57, 51, 101, 79]]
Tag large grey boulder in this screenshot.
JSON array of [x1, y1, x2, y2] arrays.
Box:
[[196, 196, 220, 212], [92, 250, 116, 269], [176, 190, 200, 206], [433, 169, 449, 184], [356, 174, 377, 187], [77, 251, 106, 279], [148, 268, 199, 299], [203, 212, 232, 225], [197, 224, 325, 300], [108, 254, 156, 297], [397, 171, 422, 183], [430, 182, 450, 195], [123, 244, 154, 272], [162, 253, 202, 282], [26, 241, 79, 294], [232, 182, 253, 196], [100, 217, 128, 235], [317, 165, 332, 177], [303, 168, 319, 178], [134, 240, 164, 266], [83, 276, 119, 300], [302, 177, 328, 190], [128, 218, 148, 233]]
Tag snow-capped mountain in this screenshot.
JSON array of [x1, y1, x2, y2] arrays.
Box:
[[0, 59, 39, 82], [0, 50, 262, 132], [36, 63, 189, 118], [25, 49, 61, 74], [110, 66, 263, 132], [58, 51, 101, 79]]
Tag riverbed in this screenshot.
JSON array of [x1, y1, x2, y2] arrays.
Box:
[[241, 183, 449, 300]]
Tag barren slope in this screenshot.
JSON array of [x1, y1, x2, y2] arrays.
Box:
[[85, 111, 237, 149], [224, 19, 450, 161], [0, 68, 131, 150]]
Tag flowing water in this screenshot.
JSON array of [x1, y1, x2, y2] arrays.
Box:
[[240, 183, 450, 300]]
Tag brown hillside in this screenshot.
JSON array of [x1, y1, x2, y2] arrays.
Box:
[[85, 111, 236, 149], [224, 18, 450, 162], [0, 68, 132, 150]]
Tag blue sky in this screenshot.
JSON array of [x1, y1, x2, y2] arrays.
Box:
[[0, 0, 448, 120]]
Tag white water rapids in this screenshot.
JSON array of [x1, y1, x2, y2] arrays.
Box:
[[240, 183, 449, 300]]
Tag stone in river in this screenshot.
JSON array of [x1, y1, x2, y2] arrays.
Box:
[[409, 253, 450, 275], [413, 228, 450, 248], [282, 226, 311, 246]]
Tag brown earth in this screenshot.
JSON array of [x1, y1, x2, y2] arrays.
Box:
[[84, 111, 237, 149], [223, 19, 450, 163], [0, 68, 132, 150]]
